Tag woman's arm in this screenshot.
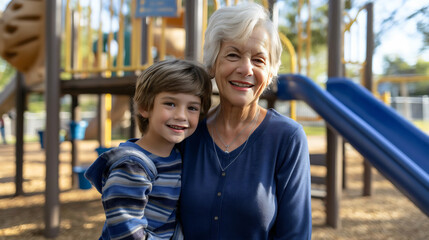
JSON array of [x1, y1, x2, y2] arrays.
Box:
[[274, 127, 312, 240], [102, 161, 154, 240]]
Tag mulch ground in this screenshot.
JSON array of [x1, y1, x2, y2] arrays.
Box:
[[0, 136, 428, 239]]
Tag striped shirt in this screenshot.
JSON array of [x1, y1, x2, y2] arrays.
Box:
[[85, 139, 181, 240]]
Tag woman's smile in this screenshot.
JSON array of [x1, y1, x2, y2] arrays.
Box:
[[229, 80, 255, 90]]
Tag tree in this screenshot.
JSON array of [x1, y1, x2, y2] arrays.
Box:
[[375, 1, 428, 54], [381, 56, 429, 96], [408, 5, 428, 52], [0, 58, 15, 91]]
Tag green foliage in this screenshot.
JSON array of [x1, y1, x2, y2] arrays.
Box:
[[27, 94, 99, 113], [0, 59, 15, 91], [277, 1, 328, 80], [303, 125, 326, 136], [278, 3, 328, 55], [381, 56, 429, 96], [383, 56, 414, 75], [27, 94, 45, 112], [417, 21, 429, 52], [383, 56, 429, 76], [408, 5, 428, 52], [79, 95, 98, 112], [345, 0, 353, 10], [415, 58, 429, 75]]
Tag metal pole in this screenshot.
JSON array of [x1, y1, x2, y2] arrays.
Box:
[[185, 0, 203, 61], [15, 72, 25, 196], [363, 2, 374, 197], [44, 0, 62, 237], [129, 97, 136, 138], [364, 3, 374, 92], [98, 94, 106, 147], [71, 95, 79, 188], [70, 11, 78, 188], [268, 0, 279, 27], [326, 0, 344, 229]]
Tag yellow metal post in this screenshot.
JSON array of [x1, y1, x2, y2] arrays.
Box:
[[306, 0, 312, 76], [147, 18, 154, 65], [117, 0, 125, 75], [160, 18, 167, 60], [107, 0, 114, 70], [382, 91, 391, 105], [279, 32, 298, 120], [202, 0, 208, 55], [97, 1, 103, 69], [214, 0, 220, 10], [76, 2, 83, 70], [105, 93, 112, 148], [85, 6, 92, 72]]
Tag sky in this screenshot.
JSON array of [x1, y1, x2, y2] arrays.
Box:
[[361, 0, 428, 74], [277, 0, 428, 74], [0, 0, 428, 75]]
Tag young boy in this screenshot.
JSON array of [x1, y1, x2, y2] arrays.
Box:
[[85, 59, 212, 240]]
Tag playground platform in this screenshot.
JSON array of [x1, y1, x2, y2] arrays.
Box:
[[0, 137, 428, 239]]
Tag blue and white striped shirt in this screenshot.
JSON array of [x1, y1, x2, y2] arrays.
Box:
[[85, 139, 181, 240]]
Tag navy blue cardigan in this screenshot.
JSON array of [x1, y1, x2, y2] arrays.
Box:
[[179, 109, 312, 240]]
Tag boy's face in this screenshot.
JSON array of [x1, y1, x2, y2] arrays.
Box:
[[141, 92, 202, 147]]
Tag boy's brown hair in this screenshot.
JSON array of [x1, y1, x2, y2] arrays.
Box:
[[134, 59, 212, 135]]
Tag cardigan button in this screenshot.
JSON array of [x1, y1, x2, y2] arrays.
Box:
[[214, 216, 219, 220], [221, 172, 226, 176]]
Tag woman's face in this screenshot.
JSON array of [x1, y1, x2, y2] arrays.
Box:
[[212, 27, 273, 108]]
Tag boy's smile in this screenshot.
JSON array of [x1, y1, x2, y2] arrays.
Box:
[[137, 92, 201, 157]]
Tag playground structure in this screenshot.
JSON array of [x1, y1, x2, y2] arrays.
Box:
[[1, 0, 429, 238], [0, 0, 46, 116], [277, 74, 429, 218]]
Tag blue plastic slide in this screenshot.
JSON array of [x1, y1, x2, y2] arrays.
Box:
[[277, 74, 429, 216]]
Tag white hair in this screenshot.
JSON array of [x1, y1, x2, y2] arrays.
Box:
[[203, 2, 282, 82]]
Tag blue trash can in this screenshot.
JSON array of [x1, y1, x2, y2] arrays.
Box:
[[37, 130, 44, 149], [73, 166, 92, 190], [37, 130, 66, 149], [69, 121, 88, 140]]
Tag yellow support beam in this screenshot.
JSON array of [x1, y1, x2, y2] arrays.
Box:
[[279, 32, 298, 120], [202, 0, 208, 57], [105, 94, 112, 148], [160, 18, 167, 61], [279, 33, 297, 73], [107, 0, 114, 70], [377, 75, 429, 83], [65, 64, 152, 74], [262, 0, 268, 9], [97, 1, 103, 69], [147, 18, 154, 65], [117, 0, 126, 75], [296, 0, 311, 75], [381, 91, 391, 105], [85, 6, 92, 72], [76, 2, 83, 70]]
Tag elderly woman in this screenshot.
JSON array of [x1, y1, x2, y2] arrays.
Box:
[[179, 2, 312, 239]]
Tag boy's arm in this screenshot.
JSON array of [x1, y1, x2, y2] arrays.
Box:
[[102, 160, 154, 240]]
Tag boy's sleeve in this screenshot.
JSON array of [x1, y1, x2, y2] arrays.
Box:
[[101, 159, 154, 240]]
